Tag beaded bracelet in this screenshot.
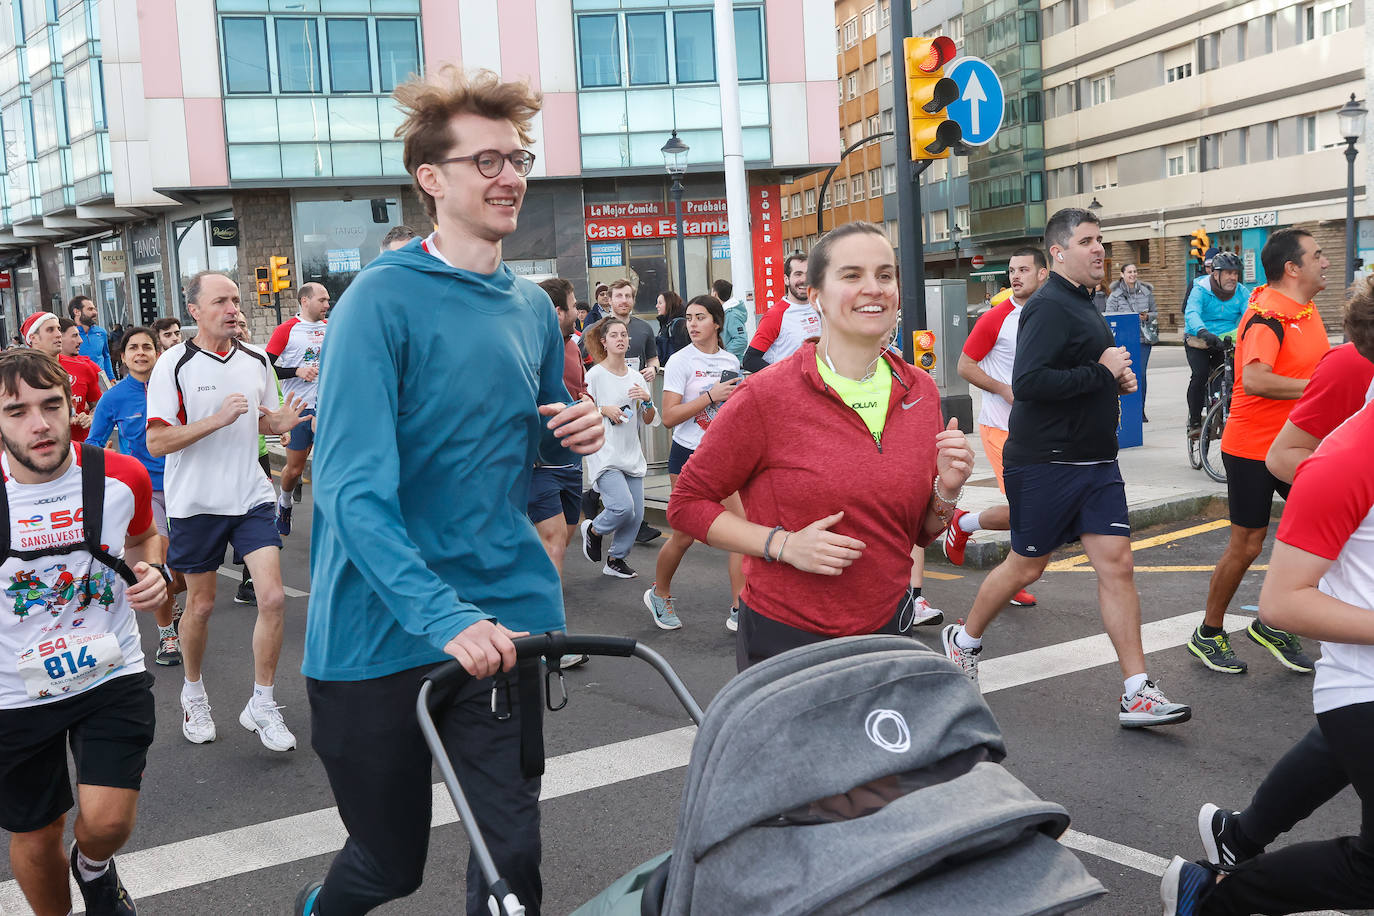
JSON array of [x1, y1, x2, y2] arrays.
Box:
[[932, 477, 963, 508]]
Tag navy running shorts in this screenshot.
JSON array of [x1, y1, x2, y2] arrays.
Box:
[[526, 465, 583, 526], [286, 408, 316, 452], [1005, 461, 1130, 559], [667, 441, 695, 476], [0, 671, 155, 833], [1222, 451, 1289, 530], [168, 502, 282, 574]]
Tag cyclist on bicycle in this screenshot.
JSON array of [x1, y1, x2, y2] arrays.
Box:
[[1189, 229, 1330, 677], [1184, 251, 1249, 437]]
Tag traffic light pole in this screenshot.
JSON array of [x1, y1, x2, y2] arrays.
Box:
[[889, 0, 926, 363], [272, 290, 282, 326]]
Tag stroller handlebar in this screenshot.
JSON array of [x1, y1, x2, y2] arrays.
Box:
[[422, 632, 639, 703]]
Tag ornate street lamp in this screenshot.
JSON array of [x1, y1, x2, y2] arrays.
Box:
[[1339, 93, 1368, 290], [661, 130, 691, 297]]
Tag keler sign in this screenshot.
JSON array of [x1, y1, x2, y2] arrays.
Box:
[[585, 214, 730, 241]]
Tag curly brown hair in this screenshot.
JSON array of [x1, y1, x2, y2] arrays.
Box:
[[394, 67, 542, 221]]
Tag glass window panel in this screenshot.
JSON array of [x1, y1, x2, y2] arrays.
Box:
[[578, 90, 626, 132], [369, 0, 420, 12], [281, 142, 332, 177], [376, 18, 419, 91], [30, 82, 59, 152], [625, 89, 674, 132], [223, 17, 271, 93], [327, 96, 379, 140], [58, 2, 89, 56], [326, 18, 371, 92], [330, 141, 381, 176], [381, 140, 406, 176], [672, 86, 719, 129], [673, 10, 713, 83], [217, 0, 269, 8], [276, 17, 322, 92], [66, 61, 94, 136], [628, 131, 669, 167], [742, 126, 769, 161], [378, 99, 404, 139], [270, 0, 320, 9], [293, 197, 401, 300], [578, 15, 620, 88], [0, 3, 15, 55], [321, 0, 372, 9], [675, 128, 721, 164], [739, 83, 768, 126], [225, 98, 280, 141], [734, 8, 763, 81], [581, 133, 628, 169], [625, 13, 667, 85], [276, 97, 330, 141], [228, 143, 283, 179]]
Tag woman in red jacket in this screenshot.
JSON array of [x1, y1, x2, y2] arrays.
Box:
[[667, 221, 975, 669]]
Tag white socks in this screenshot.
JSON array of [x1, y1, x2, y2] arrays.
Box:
[[182, 677, 207, 701], [157, 624, 176, 639], [278, 489, 293, 509], [253, 683, 274, 705], [953, 625, 982, 650], [958, 511, 982, 534], [74, 847, 109, 882], [1124, 673, 1149, 698]]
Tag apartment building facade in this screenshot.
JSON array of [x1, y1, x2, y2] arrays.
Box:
[[0, 0, 841, 339]]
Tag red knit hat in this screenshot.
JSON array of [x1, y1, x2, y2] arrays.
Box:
[[20, 311, 57, 343]]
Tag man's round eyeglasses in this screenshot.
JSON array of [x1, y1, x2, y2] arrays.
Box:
[[432, 150, 536, 178]]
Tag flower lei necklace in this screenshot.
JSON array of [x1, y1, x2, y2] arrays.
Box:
[[1246, 284, 1314, 322]]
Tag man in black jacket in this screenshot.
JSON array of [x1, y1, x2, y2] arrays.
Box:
[[942, 207, 1192, 729]]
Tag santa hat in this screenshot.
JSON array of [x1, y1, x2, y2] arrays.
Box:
[[20, 311, 58, 344]]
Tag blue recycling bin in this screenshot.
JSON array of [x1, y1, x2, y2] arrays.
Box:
[[1105, 313, 1143, 449]]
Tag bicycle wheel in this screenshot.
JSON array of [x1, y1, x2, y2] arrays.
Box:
[[1199, 401, 1228, 484], [1187, 422, 1203, 469]]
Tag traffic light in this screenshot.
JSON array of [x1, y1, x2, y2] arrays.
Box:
[[904, 36, 962, 160], [1189, 228, 1211, 262], [269, 255, 291, 293], [912, 329, 937, 373]]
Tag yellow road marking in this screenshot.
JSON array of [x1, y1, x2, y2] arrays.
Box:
[[923, 570, 963, 581], [1058, 564, 1266, 573], [1044, 519, 1230, 571]]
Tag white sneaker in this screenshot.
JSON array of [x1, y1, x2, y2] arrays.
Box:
[[907, 592, 944, 627], [940, 623, 981, 681], [240, 698, 297, 751], [181, 692, 216, 744]]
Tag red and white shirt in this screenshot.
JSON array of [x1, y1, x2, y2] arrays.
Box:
[[58, 354, 102, 443], [962, 299, 1023, 431], [266, 315, 327, 408], [1276, 398, 1374, 714], [1287, 342, 1374, 441], [147, 341, 277, 518], [749, 297, 822, 365], [1, 448, 152, 708]]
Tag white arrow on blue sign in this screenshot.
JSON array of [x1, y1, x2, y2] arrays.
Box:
[[944, 57, 1005, 147]]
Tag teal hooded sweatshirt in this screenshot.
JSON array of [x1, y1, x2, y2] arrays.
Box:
[[303, 239, 570, 681]]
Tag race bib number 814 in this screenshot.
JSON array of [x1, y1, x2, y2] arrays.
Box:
[[17, 632, 125, 699]]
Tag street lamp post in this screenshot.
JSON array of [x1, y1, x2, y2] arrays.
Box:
[[661, 130, 691, 297], [1339, 93, 1368, 291]]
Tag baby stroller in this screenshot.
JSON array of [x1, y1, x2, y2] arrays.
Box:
[[418, 632, 1107, 915]]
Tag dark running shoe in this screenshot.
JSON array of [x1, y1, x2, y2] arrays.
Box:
[[635, 522, 662, 544], [293, 483, 304, 504], [1161, 856, 1215, 916], [275, 501, 293, 537], [603, 556, 638, 579], [70, 845, 136, 915], [295, 880, 324, 915], [234, 579, 257, 605], [1188, 626, 1248, 674], [1246, 621, 1314, 673], [155, 632, 182, 667], [1198, 803, 1260, 871], [580, 519, 602, 564]]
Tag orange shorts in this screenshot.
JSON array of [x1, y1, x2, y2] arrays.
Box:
[[979, 424, 1008, 493]]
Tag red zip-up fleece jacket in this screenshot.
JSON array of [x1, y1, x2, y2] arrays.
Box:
[[668, 341, 943, 636]]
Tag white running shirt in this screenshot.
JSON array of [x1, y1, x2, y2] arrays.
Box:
[[752, 298, 822, 365], [585, 364, 656, 480], [662, 344, 740, 451], [266, 315, 328, 408], [961, 298, 1023, 431], [1, 448, 151, 708], [147, 340, 278, 518]]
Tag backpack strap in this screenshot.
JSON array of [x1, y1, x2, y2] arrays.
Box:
[[0, 462, 10, 563], [1240, 311, 1285, 349], [78, 443, 137, 586]]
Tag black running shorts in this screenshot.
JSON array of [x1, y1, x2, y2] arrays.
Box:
[[1222, 451, 1290, 530]]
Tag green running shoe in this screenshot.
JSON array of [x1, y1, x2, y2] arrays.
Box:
[[1187, 626, 1248, 674], [1246, 620, 1314, 673]]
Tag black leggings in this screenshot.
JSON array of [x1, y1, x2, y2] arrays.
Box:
[[1204, 701, 1374, 915], [308, 665, 543, 915], [1186, 344, 1225, 426]]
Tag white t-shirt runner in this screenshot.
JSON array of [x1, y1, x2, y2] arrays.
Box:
[[585, 363, 657, 480], [1, 448, 152, 708], [267, 314, 328, 408], [662, 343, 740, 451], [752, 297, 822, 365], [146, 339, 278, 518]]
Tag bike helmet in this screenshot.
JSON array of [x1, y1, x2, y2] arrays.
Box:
[[1211, 251, 1242, 272]]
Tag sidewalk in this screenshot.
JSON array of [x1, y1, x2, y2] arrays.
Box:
[[643, 347, 1230, 568]]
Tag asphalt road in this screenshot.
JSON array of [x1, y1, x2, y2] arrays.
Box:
[[2, 490, 1367, 916]]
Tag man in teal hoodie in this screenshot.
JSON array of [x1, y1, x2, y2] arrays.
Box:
[[297, 68, 603, 916]]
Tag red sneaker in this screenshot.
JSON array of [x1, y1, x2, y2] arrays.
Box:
[[1010, 589, 1037, 607], [942, 509, 972, 566]]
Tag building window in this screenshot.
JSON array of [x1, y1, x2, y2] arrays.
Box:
[[843, 16, 858, 47], [1166, 142, 1198, 176], [851, 176, 864, 201], [780, 194, 790, 219], [955, 206, 969, 235], [846, 72, 858, 99], [879, 0, 890, 26], [880, 52, 892, 84], [926, 157, 948, 183], [862, 60, 877, 92], [222, 18, 271, 93], [1091, 158, 1117, 190], [880, 109, 893, 132], [626, 13, 669, 85], [1300, 3, 1316, 40], [791, 192, 802, 215], [1164, 44, 1193, 83], [861, 5, 876, 38], [868, 168, 881, 197], [833, 179, 847, 205], [579, 15, 621, 88], [1090, 72, 1113, 106], [930, 209, 949, 241], [575, 9, 764, 90], [804, 188, 816, 214], [1319, 1, 1350, 35], [734, 9, 765, 81], [376, 19, 420, 92], [326, 19, 371, 93], [671, 10, 710, 83], [1299, 115, 1317, 153], [883, 163, 896, 193], [866, 114, 879, 136], [276, 18, 322, 93], [949, 15, 964, 44]]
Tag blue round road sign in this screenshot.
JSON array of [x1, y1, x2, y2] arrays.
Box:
[[945, 57, 1005, 147]]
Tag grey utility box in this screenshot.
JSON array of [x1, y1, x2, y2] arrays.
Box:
[[922, 279, 973, 432]]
